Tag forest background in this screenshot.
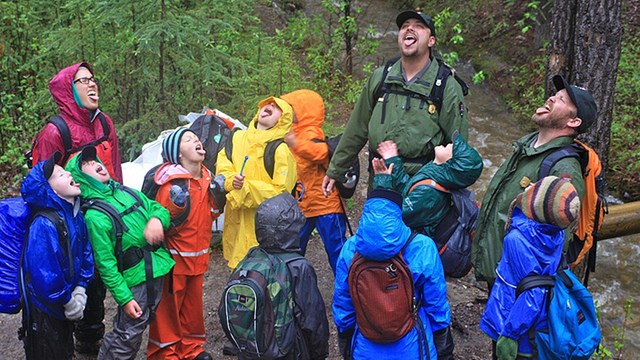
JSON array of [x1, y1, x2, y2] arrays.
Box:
[[0, 0, 638, 200]]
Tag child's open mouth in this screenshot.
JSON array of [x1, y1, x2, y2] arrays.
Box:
[[195, 144, 206, 155]]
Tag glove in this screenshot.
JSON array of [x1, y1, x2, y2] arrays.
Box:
[[496, 335, 518, 360], [169, 184, 189, 207], [433, 326, 455, 360], [210, 174, 227, 209], [72, 286, 87, 308], [337, 328, 354, 360], [64, 297, 85, 321]]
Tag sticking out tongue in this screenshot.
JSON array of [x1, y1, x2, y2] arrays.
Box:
[[196, 149, 206, 156], [89, 95, 100, 101], [404, 38, 416, 47], [535, 107, 549, 115]]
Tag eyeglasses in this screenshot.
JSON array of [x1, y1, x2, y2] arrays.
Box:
[[73, 77, 97, 85]]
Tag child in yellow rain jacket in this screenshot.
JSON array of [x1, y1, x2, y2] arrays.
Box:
[[216, 96, 297, 269]]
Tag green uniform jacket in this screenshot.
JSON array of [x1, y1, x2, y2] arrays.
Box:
[[327, 56, 469, 180], [374, 133, 483, 236], [67, 154, 175, 306], [471, 132, 585, 283]]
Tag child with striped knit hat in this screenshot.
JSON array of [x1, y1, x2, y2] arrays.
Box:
[[147, 127, 222, 360], [479, 176, 580, 360]]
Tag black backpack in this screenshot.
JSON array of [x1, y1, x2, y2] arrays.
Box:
[[25, 113, 110, 168], [407, 179, 479, 278], [189, 114, 234, 174]]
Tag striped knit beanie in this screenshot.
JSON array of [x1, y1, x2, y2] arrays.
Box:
[[507, 176, 580, 230], [162, 127, 192, 164]]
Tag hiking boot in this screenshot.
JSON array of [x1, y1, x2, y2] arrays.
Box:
[[75, 340, 101, 355], [194, 351, 213, 360], [222, 341, 239, 356]]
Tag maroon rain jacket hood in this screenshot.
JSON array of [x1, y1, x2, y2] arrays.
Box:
[[32, 62, 123, 182]]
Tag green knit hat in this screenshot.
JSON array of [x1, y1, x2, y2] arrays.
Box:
[[507, 176, 580, 230]]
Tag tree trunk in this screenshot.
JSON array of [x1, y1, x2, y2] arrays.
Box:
[[546, 0, 623, 178]]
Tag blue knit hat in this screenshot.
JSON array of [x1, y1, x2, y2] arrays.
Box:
[[162, 128, 192, 164]]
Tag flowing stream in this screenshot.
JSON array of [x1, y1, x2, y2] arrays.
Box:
[[307, 0, 640, 355]]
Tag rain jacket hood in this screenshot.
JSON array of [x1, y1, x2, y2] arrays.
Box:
[[255, 193, 304, 253], [22, 159, 79, 214], [49, 62, 97, 124], [249, 96, 294, 141], [65, 148, 116, 200], [355, 193, 412, 261], [280, 89, 343, 217], [282, 90, 324, 131]]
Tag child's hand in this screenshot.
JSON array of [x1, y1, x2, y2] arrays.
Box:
[[372, 158, 394, 175], [123, 299, 143, 319], [233, 174, 245, 189], [377, 140, 398, 159], [144, 217, 165, 246], [284, 131, 296, 147]]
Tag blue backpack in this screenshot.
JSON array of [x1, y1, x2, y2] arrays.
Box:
[[0, 198, 69, 314], [517, 268, 602, 359]]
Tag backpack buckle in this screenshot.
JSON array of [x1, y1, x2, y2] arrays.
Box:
[[386, 263, 398, 277]]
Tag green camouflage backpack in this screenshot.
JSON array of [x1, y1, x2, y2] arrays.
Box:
[[218, 247, 301, 359]]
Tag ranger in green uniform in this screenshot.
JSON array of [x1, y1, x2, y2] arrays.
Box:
[[323, 10, 469, 195], [472, 75, 598, 289]]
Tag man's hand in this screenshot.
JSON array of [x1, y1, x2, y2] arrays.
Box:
[[377, 140, 398, 159], [123, 299, 143, 319], [322, 175, 336, 197], [232, 174, 245, 189], [143, 217, 164, 245], [372, 158, 394, 175]]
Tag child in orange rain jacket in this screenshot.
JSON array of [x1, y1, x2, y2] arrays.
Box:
[[147, 128, 223, 360], [281, 90, 347, 274]]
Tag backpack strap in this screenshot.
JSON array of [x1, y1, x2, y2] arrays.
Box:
[[48, 116, 73, 164], [50, 113, 111, 166], [224, 127, 241, 163], [515, 274, 555, 298], [408, 179, 450, 194], [430, 57, 469, 115], [264, 139, 286, 179], [33, 209, 73, 278], [82, 199, 129, 272], [167, 179, 192, 229], [538, 143, 583, 179]]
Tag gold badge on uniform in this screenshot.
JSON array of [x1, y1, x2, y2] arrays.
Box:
[[428, 104, 437, 114], [519, 176, 531, 188]]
